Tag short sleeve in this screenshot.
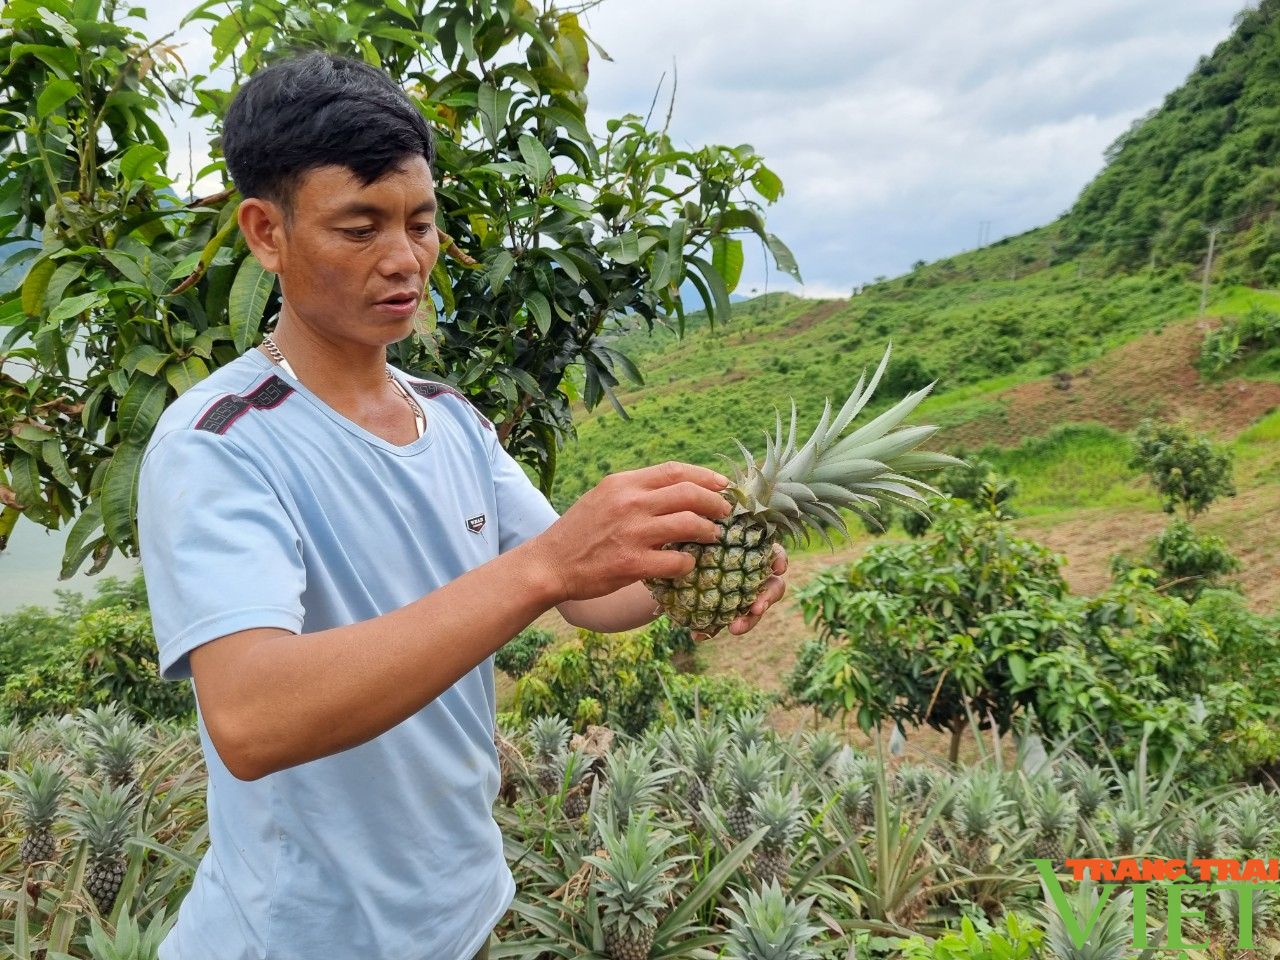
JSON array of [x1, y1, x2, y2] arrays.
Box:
[[488, 440, 560, 554], [138, 429, 306, 680]]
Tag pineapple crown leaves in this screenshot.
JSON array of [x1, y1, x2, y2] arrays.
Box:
[[726, 743, 781, 805], [83, 908, 177, 960], [66, 781, 139, 860], [528, 715, 572, 762], [601, 746, 676, 815], [723, 344, 962, 544], [721, 881, 823, 960], [678, 722, 731, 777], [751, 785, 807, 852], [585, 813, 690, 937], [3, 758, 70, 827]]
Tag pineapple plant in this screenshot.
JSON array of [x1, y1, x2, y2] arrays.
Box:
[[90, 719, 147, 792], [645, 345, 959, 631], [1184, 808, 1226, 863], [724, 744, 779, 840], [528, 715, 571, 795], [952, 768, 1010, 864], [1031, 783, 1076, 861], [598, 746, 673, 829], [1041, 875, 1134, 960], [728, 710, 770, 752], [561, 746, 597, 819], [587, 813, 684, 960], [752, 785, 806, 886], [835, 750, 876, 829], [678, 721, 729, 811], [721, 881, 823, 960], [67, 781, 139, 914], [5, 758, 69, 866], [0, 719, 22, 770], [1227, 791, 1272, 859], [1108, 806, 1147, 855], [1071, 764, 1113, 824], [801, 730, 842, 778]]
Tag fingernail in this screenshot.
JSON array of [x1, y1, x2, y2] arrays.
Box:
[[714, 473, 730, 487]]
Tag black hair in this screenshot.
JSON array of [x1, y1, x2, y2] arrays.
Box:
[[222, 52, 435, 208]]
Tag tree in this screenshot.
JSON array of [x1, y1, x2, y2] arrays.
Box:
[[1129, 419, 1236, 519], [792, 507, 1071, 763], [0, 0, 798, 575]]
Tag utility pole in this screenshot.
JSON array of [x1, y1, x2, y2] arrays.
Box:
[[1199, 225, 1223, 316]]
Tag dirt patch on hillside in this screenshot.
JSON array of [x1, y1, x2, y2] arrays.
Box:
[[945, 319, 1280, 448]]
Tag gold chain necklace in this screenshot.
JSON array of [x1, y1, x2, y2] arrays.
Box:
[[260, 334, 424, 439]]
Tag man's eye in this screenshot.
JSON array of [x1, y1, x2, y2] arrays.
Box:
[[412, 223, 435, 236], [343, 227, 376, 240]]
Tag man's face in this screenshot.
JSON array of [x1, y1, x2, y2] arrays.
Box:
[[271, 156, 440, 349]]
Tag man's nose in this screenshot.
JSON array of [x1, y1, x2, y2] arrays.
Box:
[[379, 230, 421, 277]]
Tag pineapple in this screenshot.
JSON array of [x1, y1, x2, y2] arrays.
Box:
[[1031, 784, 1076, 861], [1108, 806, 1147, 855], [67, 782, 138, 915], [725, 744, 776, 840], [599, 746, 673, 828], [1071, 764, 1113, 824], [752, 786, 806, 886], [1227, 791, 1272, 858], [678, 722, 728, 811], [528, 715, 571, 795], [5, 758, 69, 866], [645, 346, 959, 631], [588, 813, 682, 960], [722, 881, 823, 960], [1042, 876, 1133, 960]]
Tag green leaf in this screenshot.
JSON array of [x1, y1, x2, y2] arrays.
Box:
[[118, 374, 167, 443], [60, 499, 103, 579], [165, 356, 210, 395], [476, 160, 533, 177], [40, 438, 76, 488], [526, 291, 551, 335], [102, 250, 148, 288], [542, 248, 581, 283], [119, 143, 165, 182], [711, 235, 744, 293], [48, 290, 106, 322], [101, 441, 145, 547], [37, 78, 78, 118], [229, 254, 276, 352], [751, 165, 784, 202], [689, 255, 733, 326], [488, 249, 515, 294], [22, 258, 57, 317], [765, 231, 803, 282], [713, 208, 767, 236], [1008, 652, 1028, 686], [517, 134, 553, 182], [477, 83, 512, 147], [431, 260, 455, 315], [42, 259, 86, 314]]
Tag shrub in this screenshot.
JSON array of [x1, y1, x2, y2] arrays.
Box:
[[1129, 420, 1236, 518], [1149, 518, 1241, 599], [495, 627, 557, 680], [1, 606, 193, 724]]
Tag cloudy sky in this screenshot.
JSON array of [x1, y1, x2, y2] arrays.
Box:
[[145, 0, 1247, 299]]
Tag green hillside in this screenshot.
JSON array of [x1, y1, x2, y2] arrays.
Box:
[[1063, 0, 1280, 281]]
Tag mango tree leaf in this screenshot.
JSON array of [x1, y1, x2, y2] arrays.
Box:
[[22, 258, 57, 317], [711, 235, 744, 294], [165, 356, 210, 395], [119, 143, 165, 182], [765, 231, 803, 282], [488, 249, 515, 294], [477, 83, 512, 146], [37, 78, 78, 118], [430, 260, 455, 315], [60, 499, 103, 579], [689, 255, 734, 326], [118, 374, 167, 443], [229, 254, 275, 352], [751, 165, 784, 202], [101, 441, 145, 546], [526, 291, 551, 335], [517, 134, 553, 182], [48, 290, 106, 322]]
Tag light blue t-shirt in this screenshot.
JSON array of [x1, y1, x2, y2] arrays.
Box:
[[138, 350, 559, 960]]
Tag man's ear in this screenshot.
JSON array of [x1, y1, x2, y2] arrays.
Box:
[[238, 198, 286, 274]]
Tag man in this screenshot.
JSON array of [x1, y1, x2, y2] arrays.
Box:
[[138, 53, 785, 960]]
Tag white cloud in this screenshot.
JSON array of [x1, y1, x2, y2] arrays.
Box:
[[127, 0, 1248, 287]]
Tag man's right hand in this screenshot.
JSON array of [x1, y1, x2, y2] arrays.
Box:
[[531, 461, 733, 604]]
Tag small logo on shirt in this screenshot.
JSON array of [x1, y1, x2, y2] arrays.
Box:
[[467, 514, 487, 534]]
